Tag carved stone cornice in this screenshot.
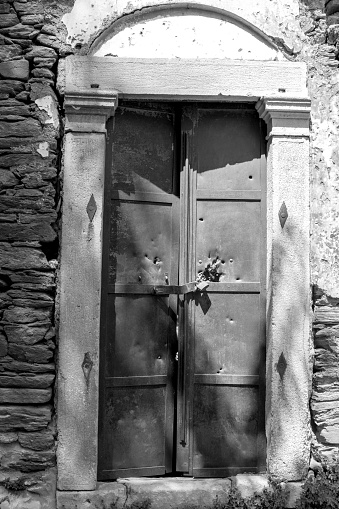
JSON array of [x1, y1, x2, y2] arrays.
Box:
[[256, 97, 311, 139], [64, 89, 118, 133]]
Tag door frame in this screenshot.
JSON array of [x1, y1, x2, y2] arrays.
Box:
[[57, 56, 311, 491]]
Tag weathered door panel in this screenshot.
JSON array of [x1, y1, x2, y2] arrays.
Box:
[[105, 295, 171, 378], [193, 385, 259, 475], [194, 293, 261, 377], [195, 108, 262, 192], [196, 201, 261, 283], [185, 106, 266, 476], [103, 385, 168, 477], [109, 200, 175, 285], [98, 104, 179, 480]]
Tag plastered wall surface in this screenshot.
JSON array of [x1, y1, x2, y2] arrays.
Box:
[[92, 14, 283, 59]]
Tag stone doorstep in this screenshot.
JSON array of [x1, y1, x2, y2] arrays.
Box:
[[56, 476, 303, 509]]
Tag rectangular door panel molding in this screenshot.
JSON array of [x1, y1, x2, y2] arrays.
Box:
[[100, 386, 167, 477], [193, 386, 260, 471], [105, 295, 172, 378], [109, 200, 175, 285], [194, 293, 261, 376], [196, 200, 261, 283], [111, 106, 176, 195], [194, 108, 262, 192]]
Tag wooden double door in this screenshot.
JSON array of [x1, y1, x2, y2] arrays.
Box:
[[98, 102, 266, 480]]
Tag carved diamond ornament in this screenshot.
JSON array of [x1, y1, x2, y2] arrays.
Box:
[[278, 201, 288, 228], [82, 352, 93, 385], [277, 352, 287, 380], [86, 194, 97, 222]]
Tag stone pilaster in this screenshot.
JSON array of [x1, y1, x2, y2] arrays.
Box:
[[57, 89, 117, 490], [256, 97, 311, 480]]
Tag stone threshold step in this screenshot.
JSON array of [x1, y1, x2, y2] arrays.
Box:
[[57, 475, 302, 509]]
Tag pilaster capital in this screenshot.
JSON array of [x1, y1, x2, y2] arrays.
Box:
[[255, 97, 311, 139], [64, 89, 118, 133]]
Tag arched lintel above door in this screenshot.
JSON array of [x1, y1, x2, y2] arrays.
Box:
[[87, 3, 285, 61]]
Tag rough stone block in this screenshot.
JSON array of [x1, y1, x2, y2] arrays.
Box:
[[25, 46, 57, 60], [36, 34, 60, 50], [18, 429, 54, 451], [0, 13, 19, 29], [314, 349, 339, 368], [8, 343, 53, 363], [0, 388, 52, 404], [41, 24, 58, 36], [21, 172, 51, 188], [32, 67, 55, 80], [21, 15, 45, 25], [0, 105, 31, 117], [0, 44, 22, 62], [0, 153, 54, 170], [12, 297, 54, 309], [0, 243, 50, 270], [314, 368, 339, 386], [9, 270, 55, 288], [33, 57, 56, 69], [15, 90, 30, 101], [0, 23, 38, 39], [3, 306, 52, 324], [1, 448, 55, 472], [0, 405, 51, 431], [0, 293, 12, 309], [0, 432, 17, 444], [0, 222, 56, 243], [0, 79, 25, 96], [0, 332, 8, 357], [0, 169, 19, 188], [0, 59, 29, 80], [0, 118, 42, 138], [0, 136, 33, 149], [13, 1, 44, 15], [0, 357, 54, 373], [0, 373, 54, 389], [314, 306, 339, 324], [11, 298, 54, 309], [0, 214, 16, 223], [0, 98, 30, 113], [0, 4, 10, 13], [232, 474, 270, 499], [4, 325, 49, 345], [18, 212, 58, 225], [0, 195, 55, 214]]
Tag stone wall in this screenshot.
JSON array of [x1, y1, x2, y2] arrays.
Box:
[[297, 0, 339, 463], [1, 0, 339, 506], [0, 1, 73, 507]]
